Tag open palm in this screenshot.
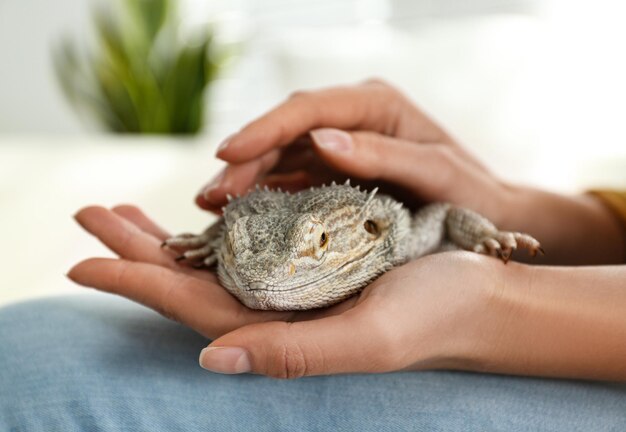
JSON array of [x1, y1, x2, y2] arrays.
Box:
[[69, 205, 366, 338], [69, 204, 496, 378]]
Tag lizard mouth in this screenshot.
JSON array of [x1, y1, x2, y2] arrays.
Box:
[[246, 245, 376, 293]]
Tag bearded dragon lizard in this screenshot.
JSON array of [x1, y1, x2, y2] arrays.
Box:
[[163, 181, 542, 311]]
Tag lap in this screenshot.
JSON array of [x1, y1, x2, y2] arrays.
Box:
[[1, 294, 625, 432]]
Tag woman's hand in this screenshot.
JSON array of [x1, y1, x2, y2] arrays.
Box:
[[69, 206, 293, 338], [198, 79, 491, 214], [198, 80, 625, 265], [68, 204, 503, 377], [200, 252, 502, 378], [69, 205, 626, 381]]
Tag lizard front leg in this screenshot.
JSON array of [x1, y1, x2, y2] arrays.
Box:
[[445, 207, 543, 262], [162, 218, 225, 267]]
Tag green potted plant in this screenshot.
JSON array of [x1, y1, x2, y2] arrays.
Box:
[[53, 0, 229, 134]]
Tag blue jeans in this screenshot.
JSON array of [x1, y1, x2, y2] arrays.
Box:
[[1, 293, 625, 431]]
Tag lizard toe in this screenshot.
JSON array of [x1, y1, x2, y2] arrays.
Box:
[[513, 232, 543, 257]]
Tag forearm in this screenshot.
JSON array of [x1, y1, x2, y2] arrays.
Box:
[[503, 185, 625, 265], [456, 264, 626, 381]]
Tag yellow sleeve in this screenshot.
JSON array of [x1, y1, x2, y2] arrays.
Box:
[[588, 189, 626, 229]]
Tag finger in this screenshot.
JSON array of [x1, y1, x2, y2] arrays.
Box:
[[217, 80, 452, 164], [67, 258, 287, 338], [198, 170, 317, 211], [262, 136, 318, 174], [198, 141, 326, 211], [75, 206, 179, 267], [309, 128, 496, 205], [199, 299, 401, 378], [112, 205, 171, 240], [197, 149, 281, 210], [258, 171, 313, 193]]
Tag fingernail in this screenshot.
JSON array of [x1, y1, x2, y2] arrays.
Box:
[[202, 170, 225, 200], [310, 128, 352, 152], [199, 346, 251, 374], [216, 134, 235, 154]]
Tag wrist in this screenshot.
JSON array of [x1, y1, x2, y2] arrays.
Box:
[[450, 263, 626, 380], [415, 253, 513, 371], [500, 184, 625, 265], [584, 191, 626, 262], [441, 259, 534, 374]]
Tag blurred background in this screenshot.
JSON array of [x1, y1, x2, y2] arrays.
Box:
[[1, 0, 625, 306]]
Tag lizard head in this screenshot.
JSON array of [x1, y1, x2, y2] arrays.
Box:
[[217, 183, 411, 310]]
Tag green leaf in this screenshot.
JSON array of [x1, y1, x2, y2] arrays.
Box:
[[52, 0, 233, 135], [126, 0, 169, 45], [162, 36, 210, 133]]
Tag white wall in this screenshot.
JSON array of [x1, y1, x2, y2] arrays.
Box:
[[0, 0, 91, 133], [0, 0, 538, 135]]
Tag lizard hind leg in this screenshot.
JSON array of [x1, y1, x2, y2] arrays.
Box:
[[446, 207, 543, 263], [162, 219, 224, 268]]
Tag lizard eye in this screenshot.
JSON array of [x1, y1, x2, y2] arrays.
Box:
[[319, 232, 328, 248], [364, 220, 379, 235]]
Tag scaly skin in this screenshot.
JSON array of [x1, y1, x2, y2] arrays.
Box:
[[163, 181, 542, 311]]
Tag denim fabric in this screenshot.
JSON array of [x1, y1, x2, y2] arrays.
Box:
[[1, 293, 625, 432]]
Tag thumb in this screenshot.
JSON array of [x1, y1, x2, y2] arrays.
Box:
[[198, 308, 399, 378], [309, 128, 468, 203]]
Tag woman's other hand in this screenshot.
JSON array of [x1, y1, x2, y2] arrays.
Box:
[[198, 80, 625, 265]]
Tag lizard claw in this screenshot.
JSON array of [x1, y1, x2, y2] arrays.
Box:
[[474, 231, 541, 263], [164, 231, 218, 268], [496, 248, 511, 264]]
